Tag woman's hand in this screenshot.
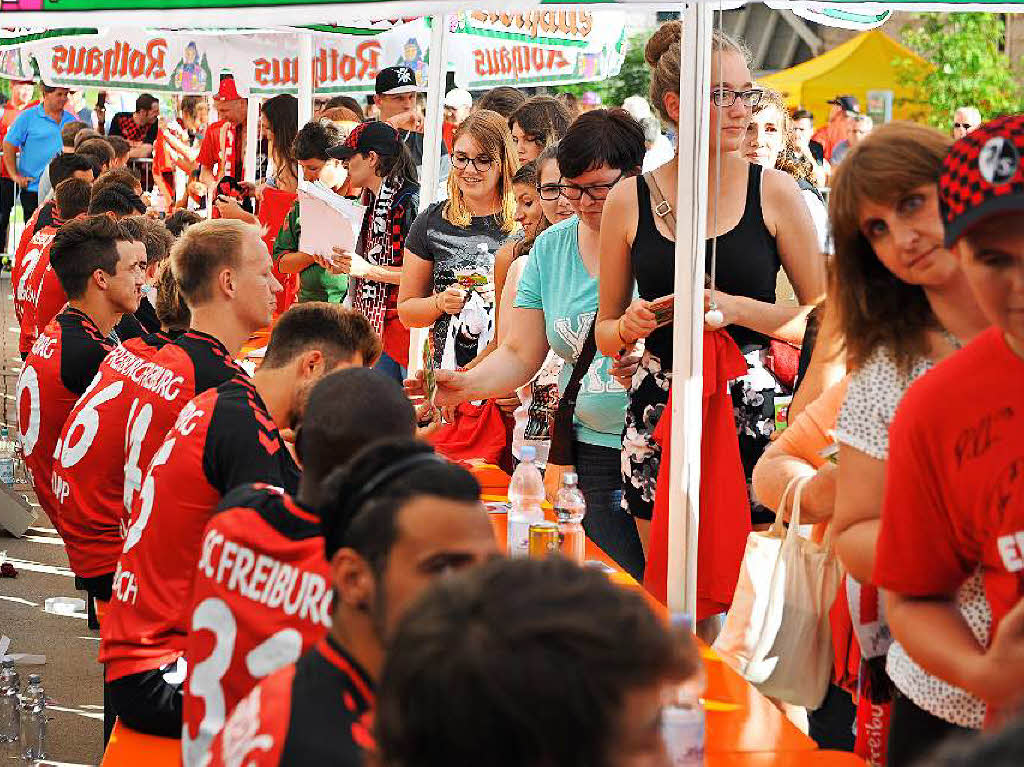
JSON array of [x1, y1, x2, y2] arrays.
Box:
[[544, 463, 573, 504], [495, 392, 520, 415], [215, 195, 248, 220], [703, 289, 741, 330], [609, 349, 641, 390], [436, 286, 468, 316], [620, 299, 657, 345]]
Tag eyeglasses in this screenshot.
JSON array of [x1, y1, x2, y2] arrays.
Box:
[[952, 123, 974, 130], [452, 153, 494, 172], [558, 172, 625, 202], [537, 182, 562, 201], [710, 88, 763, 108]]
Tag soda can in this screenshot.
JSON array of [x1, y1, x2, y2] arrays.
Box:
[[528, 522, 561, 559]]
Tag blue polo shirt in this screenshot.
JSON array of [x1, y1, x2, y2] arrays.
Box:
[[4, 105, 76, 192]]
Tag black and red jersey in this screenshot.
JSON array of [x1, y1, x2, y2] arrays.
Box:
[[11, 200, 53, 291], [182, 484, 331, 766], [205, 636, 375, 767], [101, 377, 300, 683], [16, 307, 115, 532], [14, 225, 59, 356], [56, 329, 241, 580], [55, 333, 170, 578]]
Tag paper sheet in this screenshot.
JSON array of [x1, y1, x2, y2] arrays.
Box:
[[297, 180, 367, 260]]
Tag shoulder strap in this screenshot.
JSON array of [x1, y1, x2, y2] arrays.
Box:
[[562, 318, 598, 403], [643, 170, 676, 234]]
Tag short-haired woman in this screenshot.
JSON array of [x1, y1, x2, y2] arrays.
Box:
[[430, 110, 647, 581], [398, 109, 518, 369]]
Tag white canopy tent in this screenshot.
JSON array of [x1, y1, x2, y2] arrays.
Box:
[[1, 0, 1015, 619]]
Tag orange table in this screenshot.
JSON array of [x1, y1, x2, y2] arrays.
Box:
[[102, 720, 180, 766], [485, 499, 821, 759]]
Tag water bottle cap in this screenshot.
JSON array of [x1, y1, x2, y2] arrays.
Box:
[[27, 674, 40, 684], [563, 472, 578, 485], [520, 446, 536, 462], [0, 658, 12, 668]]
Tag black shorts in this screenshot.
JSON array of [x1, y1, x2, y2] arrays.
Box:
[[79, 572, 114, 602], [107, 658, 185, 738]]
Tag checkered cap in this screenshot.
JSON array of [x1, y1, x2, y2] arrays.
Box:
[[939, 113, 1024, 247]]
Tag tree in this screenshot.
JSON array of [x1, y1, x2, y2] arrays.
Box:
[[552, 30, 651, 109], [895, 13, 1023, 128]]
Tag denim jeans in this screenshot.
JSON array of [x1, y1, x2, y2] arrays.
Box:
[[574, 440, 645, 582], [374, 351, 407, 385]]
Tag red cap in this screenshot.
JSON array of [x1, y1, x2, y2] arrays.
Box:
[[213, 76, 242, 101]]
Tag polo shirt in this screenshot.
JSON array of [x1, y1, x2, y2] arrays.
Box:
[[4, 105, 77, 192]]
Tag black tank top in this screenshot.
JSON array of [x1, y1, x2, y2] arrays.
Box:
[[631, 164, 781, 360]]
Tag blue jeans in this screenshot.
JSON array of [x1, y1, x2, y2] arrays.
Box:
[[374, 351, 406, 385], [574, 441, 645, 582]]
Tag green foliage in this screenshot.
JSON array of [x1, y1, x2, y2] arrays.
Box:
[[551, 30, 651, 108], [895, 13, 1023, 128]]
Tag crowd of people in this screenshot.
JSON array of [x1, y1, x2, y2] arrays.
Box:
[[4, 15, 1023, 767]]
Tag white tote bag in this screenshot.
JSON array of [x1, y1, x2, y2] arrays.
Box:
[[713, 475, 843, 709]]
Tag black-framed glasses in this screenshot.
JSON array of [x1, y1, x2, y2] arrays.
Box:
[[537, 182, 562, 201], [452, 153, 495, 172], [558, 172, 624, 202], [710, 88, 763, 108], [953, 122, 974, 130]]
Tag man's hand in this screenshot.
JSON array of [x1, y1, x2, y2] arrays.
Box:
[[976, 598, 1024, 710], [387, 109, 424, 133], [609, 349, 640, 390]]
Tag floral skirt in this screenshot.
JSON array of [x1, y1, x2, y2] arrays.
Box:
[[621, 350, 670, 522], [730, 347, 787, 524]]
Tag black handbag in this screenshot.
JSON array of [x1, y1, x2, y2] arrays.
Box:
[[547, 320, 598, 467]]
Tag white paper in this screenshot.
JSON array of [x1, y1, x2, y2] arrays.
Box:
[[297, 180, 367, 260]]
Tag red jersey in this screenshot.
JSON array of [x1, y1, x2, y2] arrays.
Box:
[[57, 330, 242, 579], [16, 308, 115, 532], [12, 201, 54, 291], [875, 327, 1024, 723], [197, 119, 244, 181], [14, 224, 58, 350], [205, 636, 374, 767], [182, 484, 331, 766], [101, 377, 300, 683]]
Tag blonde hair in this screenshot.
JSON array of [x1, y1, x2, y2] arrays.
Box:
[[646, 20, 750, 125], [445, 109, 517, 233], [170, 218, 259, 306]]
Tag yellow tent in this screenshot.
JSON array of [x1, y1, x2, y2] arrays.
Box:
[[758, 30, 930, 126]]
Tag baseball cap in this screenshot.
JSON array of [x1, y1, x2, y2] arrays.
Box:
[[327, 120, 402, 161], [213, 76, 242, 102], [444, 88, 473, 110], [375, 66, 424, 96], [828, 95, 859, 114], [939, 114, 1024, 247]]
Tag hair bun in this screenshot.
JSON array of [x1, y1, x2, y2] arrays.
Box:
[[645, 20, 682, 68]]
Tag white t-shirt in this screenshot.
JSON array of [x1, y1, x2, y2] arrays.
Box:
[[836, 345, 988, 728]]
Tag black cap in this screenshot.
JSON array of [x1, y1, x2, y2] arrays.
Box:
[[375, 66, 423, 96], [828, 95, 859, 114], [327, 120, 402, 161]]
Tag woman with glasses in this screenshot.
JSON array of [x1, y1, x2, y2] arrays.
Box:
[[429, 110, 648, 581], [398, 109, 517, 368], [597, 21, 824, 547], [508, 96, 573, 166]]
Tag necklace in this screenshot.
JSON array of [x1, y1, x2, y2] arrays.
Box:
[[942, 328, 963, 351]]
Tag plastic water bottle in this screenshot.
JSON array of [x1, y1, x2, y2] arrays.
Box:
[[554, 472, 586, 563], [661, 615, 706, 766], [508, 446, 545, 558], [19, 673, 45, 761], [0, 659, 19, 744], [0, 426, 16, 485]]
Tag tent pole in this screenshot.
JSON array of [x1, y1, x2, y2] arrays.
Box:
[[298, 33, 314, 126], [407, 14, 450, 377], [244, 95, 259, 185], [667, 2, 713, 617]]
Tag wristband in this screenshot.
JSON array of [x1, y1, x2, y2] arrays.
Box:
[[617, 317, 632, 346]]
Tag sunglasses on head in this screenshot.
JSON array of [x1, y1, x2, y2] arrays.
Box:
[[953, 123, 974, 130]]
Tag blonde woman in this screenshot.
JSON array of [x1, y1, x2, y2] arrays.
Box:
[[398, 109, 518, 368]]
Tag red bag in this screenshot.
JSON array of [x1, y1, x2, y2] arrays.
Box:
[[855, 696, 892, 767], [766, 339, 801, 390], [427, 400, 514, 469]]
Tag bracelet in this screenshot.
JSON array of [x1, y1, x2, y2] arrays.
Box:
[[434, 292, 444, 314], [617, 317, 632, 346]]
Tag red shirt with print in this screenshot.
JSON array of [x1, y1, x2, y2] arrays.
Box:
[[197, 119, 244, 180], [181, 484, 331, 766], [14, 224, 57, 354], [874, 327, 1024, 723], [16, 308, 114, 532], [100, 377, 300, 683]]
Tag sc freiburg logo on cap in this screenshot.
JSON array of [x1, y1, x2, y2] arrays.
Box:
[[978, 136, 1020, 185]]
